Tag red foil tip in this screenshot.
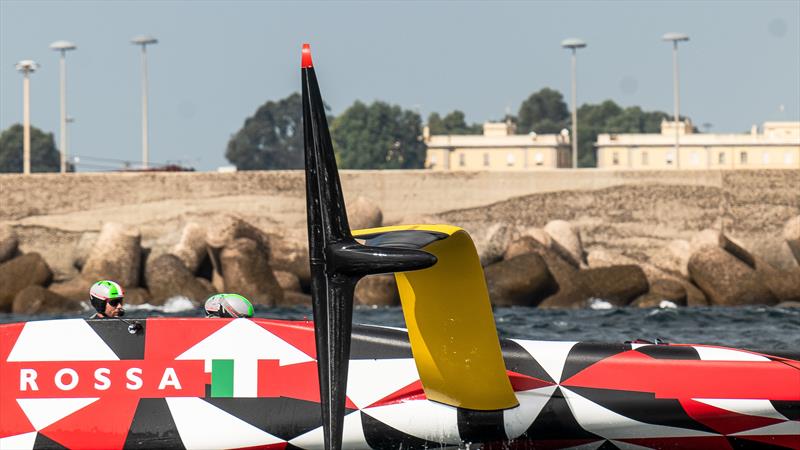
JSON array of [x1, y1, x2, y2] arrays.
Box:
[[302, 43, 313, 68]]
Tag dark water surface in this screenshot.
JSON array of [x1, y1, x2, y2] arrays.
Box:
[[2, 305, 798, 352]]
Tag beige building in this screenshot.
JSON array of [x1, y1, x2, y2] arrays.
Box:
[[596, 120, 800, 170], [424, 122, 571, 171]]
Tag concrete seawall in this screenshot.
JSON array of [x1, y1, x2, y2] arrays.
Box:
[[1, 169, 798, 280]]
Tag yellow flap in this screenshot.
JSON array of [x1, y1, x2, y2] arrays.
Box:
[[354, 225, 518, 410]]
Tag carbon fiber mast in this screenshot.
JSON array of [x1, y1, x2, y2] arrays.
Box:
[[300, 44, 437, 450]]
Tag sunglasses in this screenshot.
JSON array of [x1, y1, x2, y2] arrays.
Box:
[[108, 298, 124, 307]]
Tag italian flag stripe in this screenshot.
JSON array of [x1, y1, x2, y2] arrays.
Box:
[[211, 359, 234, 397]]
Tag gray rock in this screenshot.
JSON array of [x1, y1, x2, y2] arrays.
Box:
[[0, 224, 19, 264], [503, 236, 540, 261], [206, 215, 272, 292], [784, 215, 800, 265], [274, 270, 302, 292], [0, 253, 53, 312], [125, 287, 153, 306], [471, 223, 515, 267], [649, 278, 688, 305], [485, 253, 555, 306], [347, 196, 383, 230], [145, 254, 214, 305], [268, 235, 310, 289], [171, 222, 208, 274], [578, 265, 649, 307], [81, 223, 142, 287], [220, 238, 283, 306], [354, 274, 400, 306], [755, 259, 800, 303], [536, 244, 593, 309], [689, 246, 777, 306], [50, 276, 92, 302], [12, 285, 83, 314], [544, 220, 585, 267]]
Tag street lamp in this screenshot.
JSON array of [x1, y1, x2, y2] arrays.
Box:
[[662, 32, 689, 169], [131, 35, 157, 169], [50, 40, 76, 174], [561, 38, 587, 169], [15, 60, 39, 175]]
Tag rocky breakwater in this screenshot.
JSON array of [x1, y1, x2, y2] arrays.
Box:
[[2, 195, 798, 314], [478, 215, 800, 309]]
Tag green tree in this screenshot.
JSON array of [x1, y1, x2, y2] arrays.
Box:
[[0, 124, 60, 173], [226, 93, 305, 170], [576, 100, 677, 167], [427, 110, 481, 135], [331, 101, 425, 169], [517, 88, 569, 134]]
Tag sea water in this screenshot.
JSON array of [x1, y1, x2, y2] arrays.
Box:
[[2, 303, 798, 352]]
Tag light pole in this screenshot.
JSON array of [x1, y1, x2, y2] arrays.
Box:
[[15, 60, 39, 175], [662, 32, 689, 169], [561, 38, 586, 169], [50, 40, 76, 174], [131, 35, 157, 169]]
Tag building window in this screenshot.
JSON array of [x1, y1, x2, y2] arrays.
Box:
[[506, 153, 515, 166], [718, 152, 726, 165], [483, 153, 490, 167], [612, 152, 619, 165], [641, 151, 648, 166], [762, 152, 770, 165], [459, 153, 466, 167], [740, 152, 748, 164], [535, 152, 543, 166], [690, 152, 699, 166], [785, 152, 794, 165], [666, 152, 674, 165]]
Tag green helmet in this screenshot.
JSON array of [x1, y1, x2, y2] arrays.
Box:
[[89, 280, 125, 314], [204, 293, 254, 318]]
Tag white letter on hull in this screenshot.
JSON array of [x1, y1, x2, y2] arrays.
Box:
[[20, 369, 39, 391], [55, 368, 79, 391], [94, 368, 111, 390], [158, 368, 182, 390], [126, 368, 143, 390]]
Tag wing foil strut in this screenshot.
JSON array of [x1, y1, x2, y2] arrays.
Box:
[[300, 43, 437, 450]]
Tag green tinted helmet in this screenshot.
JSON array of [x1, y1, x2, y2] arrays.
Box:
[[89, 280, 125, 314], [204, 293, 254, 318]]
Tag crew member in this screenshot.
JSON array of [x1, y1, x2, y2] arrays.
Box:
[[204, 293, 254, 318], [89, 280, 125, 319]]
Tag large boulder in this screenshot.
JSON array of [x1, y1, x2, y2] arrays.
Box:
[[0, 253, 53, 312], [274, 270, 302, 293], [145, 254, 214, 305], [471, 223, 515, 267], [755, 259, 800, 303], [784, 215, 800, 265], [49, 276, 92, 302], [12, 286, 83, 315], [649, 239, 691, 277], [544, 220, 585, 268], [688, 246, 777, 306], [279, 291, 312, 306], [206, 216, 272, 291], [347, 196, 383, 230], [125, 287, 153, 306], [0, 224, 19, 264], [631, 279, 687, 308], [268, 234, 310, 289], [535, 245, 593, 309], [503, 236, 540, 261], [354, 274, 400, 306], [81, 223, 142, 287], [171, 222, 208, 274], [485, 253, 555, 306], [220, 238, 283, 306], [578, 265, 649, 307]]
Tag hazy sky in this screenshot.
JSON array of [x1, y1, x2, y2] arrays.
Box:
[[1, 0, 798, 171]]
